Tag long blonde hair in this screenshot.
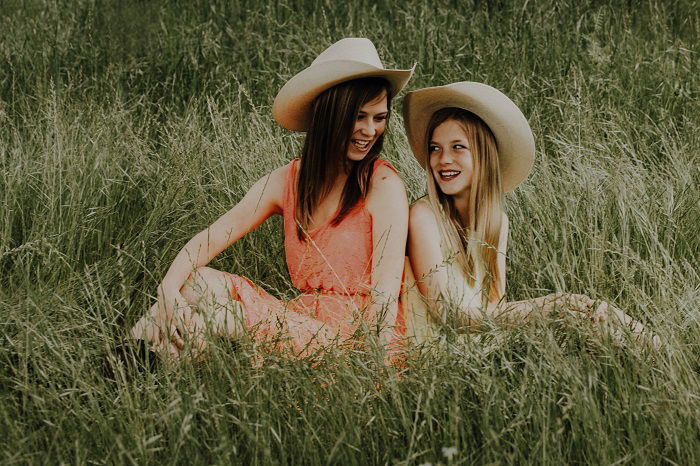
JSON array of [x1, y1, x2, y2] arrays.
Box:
[[425, 107, 503, 302]]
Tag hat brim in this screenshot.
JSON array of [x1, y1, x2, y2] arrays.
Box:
[[403, 82, 535, 193], [273, 60, 414, 132]]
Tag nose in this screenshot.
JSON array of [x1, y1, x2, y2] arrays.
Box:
[[439, 149, 454, 164], [358, 119, 377, 137]]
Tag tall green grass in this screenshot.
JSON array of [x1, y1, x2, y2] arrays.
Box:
[[1, 0, 698, 463]]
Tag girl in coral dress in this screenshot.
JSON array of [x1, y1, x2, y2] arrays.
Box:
[[130, 38, 413, 360], [401, 82, 659, 347]]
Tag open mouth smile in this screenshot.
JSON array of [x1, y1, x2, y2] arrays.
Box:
[[438, 170, 461, 181], [351, 139, 372, 151]]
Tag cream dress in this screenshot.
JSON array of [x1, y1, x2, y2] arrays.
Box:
[[401, 208, 489, 345], [400, 205, 661, 350]]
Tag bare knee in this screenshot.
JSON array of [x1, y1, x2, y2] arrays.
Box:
[[181, 266, 232, 304], [186, 266, 225, 287], [203, 304, 246, 338]]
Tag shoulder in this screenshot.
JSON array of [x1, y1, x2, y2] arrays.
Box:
[[410, 198, 439, 228], [409, 198, 441, 240], [246, 163, 290, 209], [256, 163, 288, 191], [410, 197, 434, 218], [270, 162, 291, 181], [369, 160, 403, 189], [372, 158, 399, 175], [366, 161, 407, 210], [407, 198, 445, 285]]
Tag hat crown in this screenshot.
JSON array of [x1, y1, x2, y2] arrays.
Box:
[[311, 38, 384, 69]]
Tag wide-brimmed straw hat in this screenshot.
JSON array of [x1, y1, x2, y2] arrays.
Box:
[[273, 38, 414, 131], [403, 82, 535, 192]]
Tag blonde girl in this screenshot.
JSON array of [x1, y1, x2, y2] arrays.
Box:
[[402, 82, 659, 347]]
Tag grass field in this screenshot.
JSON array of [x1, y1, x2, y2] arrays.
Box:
[[1, 0, 699, 464]]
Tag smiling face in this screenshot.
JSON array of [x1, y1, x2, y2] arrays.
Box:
[[346, 91, 388, 161], [429, 119, 474, 200]]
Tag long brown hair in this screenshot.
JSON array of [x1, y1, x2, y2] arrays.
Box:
[[425, 107, 503, 302], [296, 77, 391, 240]]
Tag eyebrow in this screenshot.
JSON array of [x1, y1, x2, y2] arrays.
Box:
[[358, 110, 388, 115], [429, 139, 468, 144]]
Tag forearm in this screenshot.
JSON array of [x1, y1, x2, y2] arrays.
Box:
[[369, 253, 403, 344], [369, 297, 398, 345], [452, 295, 583, 330], [442, 300, 500, 332], [158, 230, 220, 298]]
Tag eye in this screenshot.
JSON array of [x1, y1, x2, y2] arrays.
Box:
[[374, 115, 387, 122], [453, 144, 467, 150], [356, 114, 366, 121], [428, 145, 440, 153]]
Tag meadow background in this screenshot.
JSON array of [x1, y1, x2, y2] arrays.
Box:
[[1, 0, 699, 463]]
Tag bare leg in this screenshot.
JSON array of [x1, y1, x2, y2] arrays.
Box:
[[496, 293, 661, 349], [180, 267, 246, 339], [130, 266, 246, 360], [181, 268, 338, 354], [131, 267, 340, 361]]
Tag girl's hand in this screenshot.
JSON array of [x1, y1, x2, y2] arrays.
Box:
[[131, 303, 183, 359], [172, 305, 209, 357], [154, 289, 189, 349]]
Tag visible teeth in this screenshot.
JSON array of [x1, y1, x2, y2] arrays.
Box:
[[353, 139, 370, 148], [440, 170, 460, 177]]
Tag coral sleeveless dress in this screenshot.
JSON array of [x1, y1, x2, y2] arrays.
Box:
[[223, 158, 404, 357]]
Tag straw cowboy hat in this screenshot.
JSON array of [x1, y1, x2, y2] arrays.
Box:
[[403, 82, 535, 192], [273, 38, 414, 131]]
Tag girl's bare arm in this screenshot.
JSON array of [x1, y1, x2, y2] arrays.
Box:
[[407, 201, 509, 328], [156, 166, 287, 320], [366, 165, 409, 346]]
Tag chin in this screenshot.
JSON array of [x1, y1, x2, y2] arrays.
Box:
[[346, 147, 374, 162], [437, 185, 457, 196], [437, 181, 470, 197]]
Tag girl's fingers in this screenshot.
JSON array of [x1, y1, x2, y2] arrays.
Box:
[[592, 302, 609, 323], [152, 308, 186, 350], [158, 339, 181, 362], [174, 306, 206, 342], [169, 324, 186, 349], [172, 310, 191, 343]]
